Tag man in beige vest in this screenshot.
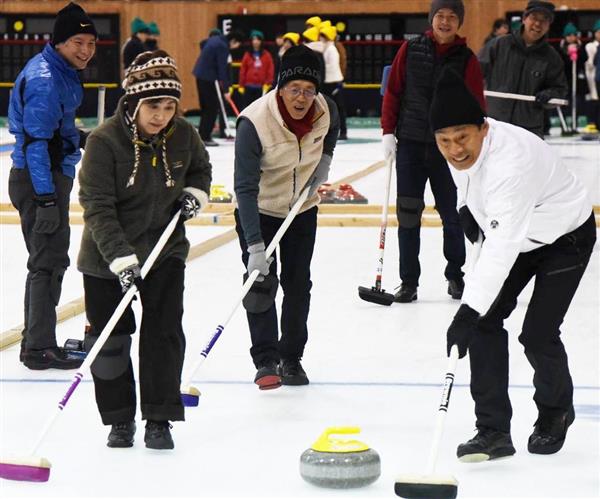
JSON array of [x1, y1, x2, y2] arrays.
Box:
[[234, 45, 340, 390]]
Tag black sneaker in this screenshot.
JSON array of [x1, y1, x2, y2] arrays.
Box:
[[338, 132, 348, 141], [279, 359, 309, 386], [394, 284, 417, 303], [144, 421, 174, 450], [254, 360, 281, 390], [528, 406, 575, 455], [457, 427, 516, 462], [107, 421, 136, 448], [203, 139, 219, 147], [23, 346, 84, 370], [447, 277, 465, 300]]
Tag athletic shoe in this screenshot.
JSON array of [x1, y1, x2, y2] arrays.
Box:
[[394, 284, 417, 303], [457, 427, 516, 462], [254, 360, 281, 390], [279, 359, 309, 386], [447, 277, 465, 300], [23, 346, 84, 370], [338, 132, 348, 140], [528, 406, 575, 455], [203, 139, 219, 147], [144, 421, 174, 450], [107, 421, 136, 448]]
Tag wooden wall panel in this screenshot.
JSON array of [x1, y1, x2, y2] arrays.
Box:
[[2, 0, 600, 110]]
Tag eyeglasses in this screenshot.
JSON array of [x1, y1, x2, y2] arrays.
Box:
[[284, 86, 316, 99]]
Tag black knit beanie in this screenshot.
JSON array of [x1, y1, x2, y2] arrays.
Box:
[[277, 45, 321, 92], [52, 2, 97, 46], [428, 0, 465, 27], [430, 67, 485, 132]]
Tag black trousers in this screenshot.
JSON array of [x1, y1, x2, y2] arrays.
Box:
[[196, 78, 219, 142], [83, 258, 186, 425], [469, 213, 596, 432], [235, 207, 318, 368], [8, 167, 72, 350], [395, 138, 465, 286], [322, 82, 347, 135], [243, 86, 263, 110]]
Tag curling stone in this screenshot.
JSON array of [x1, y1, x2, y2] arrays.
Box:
[[300, 427, 380, 489]]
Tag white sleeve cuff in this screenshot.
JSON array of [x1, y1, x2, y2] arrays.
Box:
[[109, 254, 139, 275]]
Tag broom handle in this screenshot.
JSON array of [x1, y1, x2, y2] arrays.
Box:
[[484, 90, 568, 107], [181, 188, 310, 388], [29, 210, 182, 456], [374, 156, 394, 291], [426, 234, 482, 473], [426, 344, 459, 474], [215, 80, 234, 133]]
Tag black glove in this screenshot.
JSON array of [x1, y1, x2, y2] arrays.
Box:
[[117, 264, 142, 294], [535, 91, 552, 105], [446, 304, 479, 359], [33, 194, 60, 234], [458, 206, 481, 244], [177, 187, 208, 221]]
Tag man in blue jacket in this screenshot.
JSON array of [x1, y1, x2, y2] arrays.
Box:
[[192, 29, 242, 146], [8, 2, 97, 369]]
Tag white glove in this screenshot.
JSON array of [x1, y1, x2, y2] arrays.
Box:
[[247, 242, 274, 282], [382, 134, 397, 160]]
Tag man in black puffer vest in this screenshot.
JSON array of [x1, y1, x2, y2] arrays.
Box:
[[381, 0, 485, 303]]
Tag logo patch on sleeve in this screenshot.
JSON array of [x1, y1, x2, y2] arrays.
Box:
[[490, 220, 499, 229], [313, 135, 323, 143]]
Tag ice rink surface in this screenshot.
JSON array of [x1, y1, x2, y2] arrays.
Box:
[[0, 127, 599, 498]]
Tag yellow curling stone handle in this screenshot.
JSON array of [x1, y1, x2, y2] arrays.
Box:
[[311, 427, 370, 453]]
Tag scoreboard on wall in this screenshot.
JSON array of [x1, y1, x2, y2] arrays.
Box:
[[0, 13, 120, 117]]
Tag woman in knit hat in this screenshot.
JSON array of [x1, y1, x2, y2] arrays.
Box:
[[238, 29, 275, 108], [78, 50, 212, 450], [234, 45, 339, 389]]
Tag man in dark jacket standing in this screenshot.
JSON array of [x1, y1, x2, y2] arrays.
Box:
[[8, 2, 97, 369], [479, 1, 568, 138], [192, 29, 242, 146], [381, 0, 485, 303]]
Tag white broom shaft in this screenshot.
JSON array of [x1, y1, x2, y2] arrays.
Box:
[[181, 189, 309, 388], [29, 211, 182, 456], [215, 80, 233, 132], [424, 235, 481, 473], [375, 157, 394, 286], [426, 345, 459, 474], [484, 90, 568, 107], [97, 85, 106, 125]]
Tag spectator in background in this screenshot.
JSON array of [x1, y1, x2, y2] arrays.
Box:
[[192, 29, 242, 146], [478, 18, 509, 60], [8, 2, 97, 370], [381, 0, 485, 304], [334, 22, 348, 82], [320, 25, 348, 140], [302, 26, 326, 86], [238, 30, 275, 109], [145, 21, 160, 51], [585, 20, 600, 126], [273, 32, 299, 86], [559, 23, 589, 126], [479, 1, 567, 138], [122, 17, 150, 70]]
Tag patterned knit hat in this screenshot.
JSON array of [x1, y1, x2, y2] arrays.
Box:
[[123, 49, 182, 121], [123, 50, 181, 188]]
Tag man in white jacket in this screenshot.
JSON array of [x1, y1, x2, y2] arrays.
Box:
[[431, 68, 596, 462]]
